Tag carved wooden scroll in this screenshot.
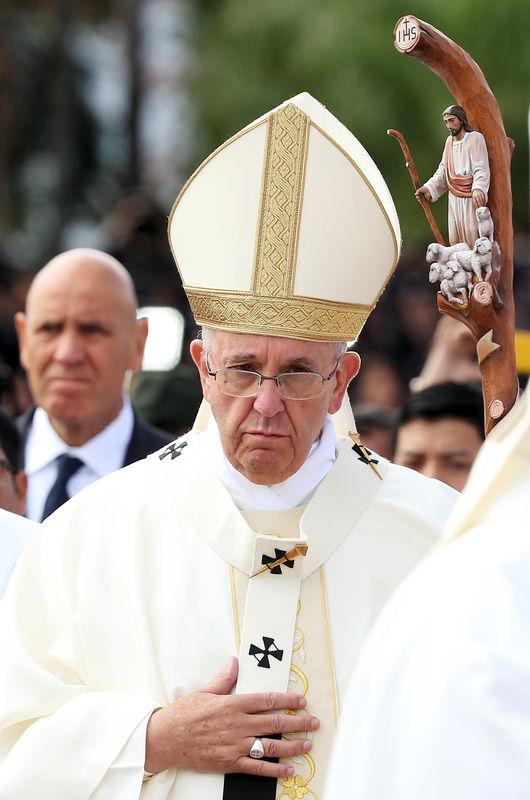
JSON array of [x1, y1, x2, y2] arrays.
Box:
[[393, 15, 518, 434]]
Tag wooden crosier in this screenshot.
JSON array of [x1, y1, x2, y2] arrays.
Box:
[[393, 15, 518, 434]]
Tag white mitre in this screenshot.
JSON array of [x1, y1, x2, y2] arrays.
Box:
[[168, 92, 401, 343]]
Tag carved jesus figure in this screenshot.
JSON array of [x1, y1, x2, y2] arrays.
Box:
[[416, 105, 490, 247]]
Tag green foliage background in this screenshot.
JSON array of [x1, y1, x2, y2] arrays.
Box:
[[190, 0, 530, 253], [1, 1, 528, 270]]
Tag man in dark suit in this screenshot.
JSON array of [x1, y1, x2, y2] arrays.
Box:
[[15, 248, 173, 521]]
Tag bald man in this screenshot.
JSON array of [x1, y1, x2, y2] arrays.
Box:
[[15, 249, 173, 521]]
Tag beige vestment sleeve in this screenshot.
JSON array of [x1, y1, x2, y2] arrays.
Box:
[[89, 716, 152, 799], [0, 514, 159, 800]]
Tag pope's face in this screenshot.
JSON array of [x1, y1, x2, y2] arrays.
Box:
[[191, 331, 359, 485]]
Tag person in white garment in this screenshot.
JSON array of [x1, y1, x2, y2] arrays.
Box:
[[415, 105, 490, 247], [0, 93, 457, 800], [0, 509, 37, 598], [325, 387, 530, 800]]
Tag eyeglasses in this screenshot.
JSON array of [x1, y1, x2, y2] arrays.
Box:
[[0, 458, 15, 478], [205, 357, 340, 400]]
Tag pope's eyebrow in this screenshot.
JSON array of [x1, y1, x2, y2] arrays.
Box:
[[221, 353, 318, 371], [218, 352, 258, 368], [281, 357, 320, 371]]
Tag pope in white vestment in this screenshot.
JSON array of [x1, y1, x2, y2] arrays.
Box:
[[0, 93, 458, 799], [326, 388, 530, 800], [0, 406, 456, 799]]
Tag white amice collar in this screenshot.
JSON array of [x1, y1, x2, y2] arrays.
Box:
[[198, 415, 339, 511]]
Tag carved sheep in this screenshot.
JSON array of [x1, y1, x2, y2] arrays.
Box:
[[440, 264, 469, 305], [428, 262, 443, 284], [476, 206, 494, 242], [426, 241, 468, 265], [452, 237, 493, 282], [428, 261, 469, 305], [471, 236, 493, 281]]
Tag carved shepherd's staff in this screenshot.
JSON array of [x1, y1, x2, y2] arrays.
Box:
[[387, 128, 446, 246], [393, 15, 518, 434]]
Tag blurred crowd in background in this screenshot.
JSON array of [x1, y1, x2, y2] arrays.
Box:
[[0, 0, 529, 480], [1, 205, 529, 456]]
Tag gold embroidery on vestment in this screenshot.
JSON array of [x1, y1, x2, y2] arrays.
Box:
[[279, 756, 318, 799], [229, 565, 241, 650], [320, 568, 339, 725], [279, 592, 319, 799]]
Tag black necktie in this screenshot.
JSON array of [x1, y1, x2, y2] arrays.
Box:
[[41, 454, 84, 521]]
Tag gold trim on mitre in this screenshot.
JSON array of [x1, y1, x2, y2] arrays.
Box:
[[184, 286, 372, 342]]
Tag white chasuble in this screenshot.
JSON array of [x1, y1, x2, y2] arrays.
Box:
[[0, 431, 457, 799]]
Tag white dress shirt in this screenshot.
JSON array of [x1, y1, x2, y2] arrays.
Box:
[[24, 399, 135, 521]]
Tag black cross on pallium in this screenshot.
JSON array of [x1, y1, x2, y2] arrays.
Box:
[[249, 636, 284, 668], [261, 548, 294, 575], [159, 441, 188, 461], [351, 442, 379, 467]]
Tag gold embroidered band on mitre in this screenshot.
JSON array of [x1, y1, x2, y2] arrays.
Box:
[[184, 286, 372, 342], [252, 102, 309, 298]]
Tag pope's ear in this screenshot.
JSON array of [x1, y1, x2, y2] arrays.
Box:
[[190, 338, 204, 370], [327, 351, 361, 414], [190, 339, 210, 397]]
